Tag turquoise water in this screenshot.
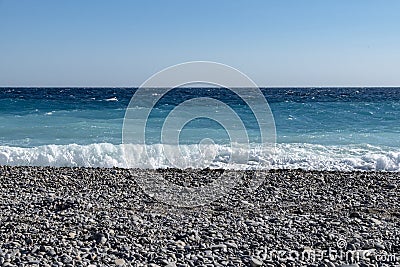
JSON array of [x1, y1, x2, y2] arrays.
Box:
[[1, 87, 400, 171]]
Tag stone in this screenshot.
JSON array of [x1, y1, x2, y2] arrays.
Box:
[[374, 243, 385, 250], [250, 257, 263, 267], [370, 218, 382, 225], [225, 242, 238, 249], [387, 183, 397, 189], [0, 167, 399, 267], [68, 232, 76, 239], [349, 212, 361, 218], [115, 259, 125, 266]]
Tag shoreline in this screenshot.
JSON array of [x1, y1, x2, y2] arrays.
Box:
[[0, 165, 399, 266], [3, 164, 400, 172]]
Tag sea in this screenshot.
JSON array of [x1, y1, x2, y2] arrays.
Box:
[[1, 87, 400, 171]]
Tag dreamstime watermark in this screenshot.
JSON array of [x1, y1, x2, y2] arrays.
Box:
[[258, 239, 399, 264], [122, 61, 276, 207]]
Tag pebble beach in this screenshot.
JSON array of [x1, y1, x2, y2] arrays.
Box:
[[0, 166, 399, 266]]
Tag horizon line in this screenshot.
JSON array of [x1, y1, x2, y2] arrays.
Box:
[[1, 86, 400, 89]]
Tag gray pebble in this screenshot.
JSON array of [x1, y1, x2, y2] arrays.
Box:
[[250, 257, 263, 267]]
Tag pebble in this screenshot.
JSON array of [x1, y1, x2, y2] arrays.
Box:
[[349, 212, 361, 218], [250, 257, 263, 267], [387, 183, 397, 189], [374, 243, 385, 250], [370, 218, 382, 225], [115, 259, 125, 266], [68, 232, 76, 239], [225, 241, 238, 249], [0, 166, 398, 266]]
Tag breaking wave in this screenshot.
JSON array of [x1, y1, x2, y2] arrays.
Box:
[[1, 143, 400, 171]]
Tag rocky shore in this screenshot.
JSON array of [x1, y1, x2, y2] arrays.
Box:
[[0, 166, 399, 266]]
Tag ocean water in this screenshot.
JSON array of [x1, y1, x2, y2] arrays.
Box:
[[1, 87, 400, 171]]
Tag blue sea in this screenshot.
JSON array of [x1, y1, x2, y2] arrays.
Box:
[[1, 87, 400, 171]]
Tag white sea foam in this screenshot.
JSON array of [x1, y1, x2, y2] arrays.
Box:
[[105, 97, 118, 101], [0, 143, 399, 171]]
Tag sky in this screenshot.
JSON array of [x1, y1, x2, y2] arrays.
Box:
[[0, 0, 399, 87]]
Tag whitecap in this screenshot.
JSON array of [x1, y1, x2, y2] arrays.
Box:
[[105, 97, 118, 102]]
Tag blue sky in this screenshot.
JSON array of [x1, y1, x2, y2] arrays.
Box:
[[0, 0, 399, 87]]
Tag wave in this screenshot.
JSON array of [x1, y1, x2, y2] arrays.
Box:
[[0, 143, 125, 168], [0, 143, 399, 171], [104, 97, 118, 102]]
